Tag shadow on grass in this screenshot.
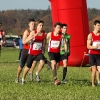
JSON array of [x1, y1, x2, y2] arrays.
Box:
[[68, 79, 91, 86], [0, 62, 19, 63], [23, 79, 53, 84], [27, 79, 91, 86]]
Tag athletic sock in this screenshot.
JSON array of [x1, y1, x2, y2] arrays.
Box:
[[63, 67, 67, 80], [22, 78, 25, 82], [36, 72, 39, 75], [54, 77, 57, 81]]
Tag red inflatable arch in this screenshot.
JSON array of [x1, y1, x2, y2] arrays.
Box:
[[49, 0, 89, 66]]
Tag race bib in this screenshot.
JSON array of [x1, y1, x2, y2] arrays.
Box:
[[92, 41, 100, 49], [33, 42, 42, 50], [51, 40, 60, 48]]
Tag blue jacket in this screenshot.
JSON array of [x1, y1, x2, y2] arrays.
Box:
[[19, 39, 23, 49]]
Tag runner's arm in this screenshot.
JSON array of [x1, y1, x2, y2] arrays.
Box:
[[22, 30, 35, 44], [67, 39, 70, 53], [46, 32, 51, 39], [87, 33, 99, 49], [63, 38, 67, 52], [42, 33, 47, 54]]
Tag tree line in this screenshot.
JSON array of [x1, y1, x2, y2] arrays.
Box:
[[0, 8, 100, 35]]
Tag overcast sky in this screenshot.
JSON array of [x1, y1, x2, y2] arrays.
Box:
[[0, 0, 100, 11]]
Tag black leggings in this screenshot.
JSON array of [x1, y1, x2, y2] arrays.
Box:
[[20, 49, 29, 68], [18, 49, 22, 60]]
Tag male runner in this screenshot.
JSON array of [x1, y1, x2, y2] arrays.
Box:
[[87, 20, 100, 87], [60, 24, 71, 83], [47, 22, 67, 85], [21, 19, 46, 84], [15, 18, 35, 83]]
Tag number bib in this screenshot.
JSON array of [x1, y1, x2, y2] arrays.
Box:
[[92, 41, 100, 49], [51, 40, 60, 48], [33, 42, 42, 50]]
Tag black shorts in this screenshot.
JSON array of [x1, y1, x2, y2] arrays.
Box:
[[20, 49, 29, 68], [34, 55, 48, 64], [27, 53, 44, 68], [89, 54, 100, 66], [48, 52, 60, 63], [60, 54, 68, 61]]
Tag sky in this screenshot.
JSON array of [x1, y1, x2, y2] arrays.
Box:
[[0, 0, 100, 11]]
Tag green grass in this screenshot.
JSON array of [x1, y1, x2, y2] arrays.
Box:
[[0, 48, 100, 100], [0, 47, 19, 63]]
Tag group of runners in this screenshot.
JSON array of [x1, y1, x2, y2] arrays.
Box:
[[1, 18, 100, 87], [14, 18, 71, 85]]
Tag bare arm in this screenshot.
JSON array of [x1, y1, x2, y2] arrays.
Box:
[[87, 33, 99, 49], [22, 30, 35, 44], [63, 38, 67, 52], [46, 32, 51, 40], [42, 33, 47, 54], [60, 35, 67, 52], [67, 39, 70, 52]]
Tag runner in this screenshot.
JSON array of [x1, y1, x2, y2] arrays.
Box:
[[87, 20, 100, 87], [21, 19, 46, 84], [47, 22, 67, 85], [15, 18, 35, 83], [60, 24, 71, 83]]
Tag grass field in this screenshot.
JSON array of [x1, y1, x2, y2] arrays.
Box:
[[0, 48, 100, 100]]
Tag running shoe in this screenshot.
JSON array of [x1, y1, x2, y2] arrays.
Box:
[[29, 73, 33, 81], [36, 74, 41, 82], [98, 81, 100, 86], [54, 79, 61, 85], [21, 79, 25, 85], [61, 79, 67, 84], [15, 77, 19, 83]]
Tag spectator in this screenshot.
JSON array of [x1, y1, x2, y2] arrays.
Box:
[[18, 35, 23, 61]]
